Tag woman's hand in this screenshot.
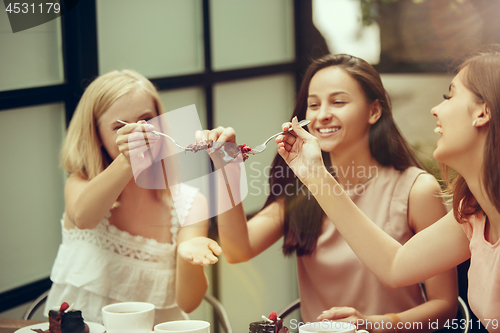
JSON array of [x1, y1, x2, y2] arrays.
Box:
[[197, 126, 237, 145], [276, 117, 324, 184], [116, 120, 160, 165], [198, 126, 241, 169], [318, 307, 393, 333], [318, 306, 368, 322], [318, 307, 373, 330], [177, 237, 222, 266]]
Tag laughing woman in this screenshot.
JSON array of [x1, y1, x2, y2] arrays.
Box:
[[277, 47, 500, 332]]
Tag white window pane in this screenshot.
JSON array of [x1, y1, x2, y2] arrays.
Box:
[[158, 87, 210, 202], [97, 0, 204, 77], [313, 0, 381, 64], [211, 0, 295, 71], [214, 74, 295, 213], [159, 87, 206, 128], [0, 5, 63, 91], [382, 73, 454, 158], [219, 242, 299, 333], [0, 104, 65, 292]]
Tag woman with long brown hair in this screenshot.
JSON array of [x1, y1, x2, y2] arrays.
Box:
[[277, 47, 500, 332], [206, 54, 457, 332]]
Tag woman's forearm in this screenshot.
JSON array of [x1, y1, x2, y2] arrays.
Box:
[[70, 154, 133, 229], [216, 162, 283, 263], [303, 166, 469, 287], [364, 297, 456, 333], [397, 299, 458, 333], [175, 253, 208, 313], [218, 203, 254, 263], [304, 166, 406, 287], [216, 163, 254, 263]]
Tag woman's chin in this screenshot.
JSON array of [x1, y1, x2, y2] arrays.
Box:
[[317, 141, 336, 153], [432, 148, 449, 166]]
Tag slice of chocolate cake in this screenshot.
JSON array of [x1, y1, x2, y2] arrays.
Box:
[[47, 308, 63, 333], [60, 310, 87, 333], [249, 312, 289, 333], [47, 308, 62, 333], [37, 303, 89, 333]]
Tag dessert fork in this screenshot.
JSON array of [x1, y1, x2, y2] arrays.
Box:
[[251, 119, 310, 154], [116, 120, 194, 151]]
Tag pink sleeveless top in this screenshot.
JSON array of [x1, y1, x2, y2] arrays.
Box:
[[461, 213, 500, 332], [297, 166, 426, 322]]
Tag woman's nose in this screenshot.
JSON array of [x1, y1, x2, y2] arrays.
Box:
[[318, 106, 332, 122], [430, 104, 439, 119]]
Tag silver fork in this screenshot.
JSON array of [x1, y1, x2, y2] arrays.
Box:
[[116, 120, 194, 151], [251, 119, 310, 154]]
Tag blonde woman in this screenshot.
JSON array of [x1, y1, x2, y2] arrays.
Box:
[[44, 70, 221, 324]]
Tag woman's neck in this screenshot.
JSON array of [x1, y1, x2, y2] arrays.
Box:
[[329, 149, 380, 189], [121, 177, 158, 201], [451, 135, 500, 239], [464, 175, 500, 242]]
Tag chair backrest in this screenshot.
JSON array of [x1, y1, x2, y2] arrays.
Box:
[[457, 296, 470, 333], [277, 298, 300, 320], [23, 291, 233, 333], [23, 290, 49, 320], [202, 293, 233, 333], [276, 297, 471, 333]]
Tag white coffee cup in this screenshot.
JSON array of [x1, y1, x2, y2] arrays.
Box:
[[154, 320, 210, 333], [299, 321, 369, 333], [102, 301, 155, 333]]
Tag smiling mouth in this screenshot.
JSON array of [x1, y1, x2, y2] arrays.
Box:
[[434, 127, 443, 135], [317, 127, 340, 134]]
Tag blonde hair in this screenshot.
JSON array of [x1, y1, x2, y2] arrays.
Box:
[[60, 69, 173, 204]]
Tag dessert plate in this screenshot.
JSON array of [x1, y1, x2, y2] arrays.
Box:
[[14, 321, 105, 333]]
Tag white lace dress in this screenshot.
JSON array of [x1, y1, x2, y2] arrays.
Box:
[[44, 184, 199, 324]]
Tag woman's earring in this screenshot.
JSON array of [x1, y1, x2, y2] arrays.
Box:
[[472, 119, 477, 127]]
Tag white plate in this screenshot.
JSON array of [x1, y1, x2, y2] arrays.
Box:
[[14, 321, 105, 333]]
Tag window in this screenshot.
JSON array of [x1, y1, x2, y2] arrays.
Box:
[[0, 1, 302, 329]]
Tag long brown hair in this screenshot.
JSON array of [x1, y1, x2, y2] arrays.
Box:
[[445, 45, 500, 221], [263, 54, 422, 256]]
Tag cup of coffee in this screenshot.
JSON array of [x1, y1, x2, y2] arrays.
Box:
[[102, 301, 155, 333], [154, 320, 210, 333], [299, 321, 368, 333]]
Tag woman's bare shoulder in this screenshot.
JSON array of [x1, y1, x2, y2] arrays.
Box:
[[408, 173, 447, 232]]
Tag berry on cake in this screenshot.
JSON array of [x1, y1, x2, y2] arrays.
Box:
[[249, 311, 289, 333], [31, 302, 89, 333]]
